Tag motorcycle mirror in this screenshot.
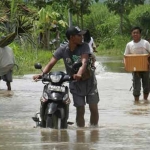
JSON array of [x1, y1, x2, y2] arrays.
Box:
[[34, 63, 42, 69]]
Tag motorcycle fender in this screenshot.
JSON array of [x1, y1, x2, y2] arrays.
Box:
[[47, 103, 58, 114]]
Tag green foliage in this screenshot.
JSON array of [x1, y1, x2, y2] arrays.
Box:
[[84, 4, 116, 39], [105, 0, 145, 15], [37, 6, 67, 29], [98, 34, 130, 55], [10, 43, 53, 75], [32, 0, 48, 8], [128, 5, 150, 38], [34, 5, 68, 49], [83, 2, 150, 54], [84, 3, 122, 49], [104, 0, 146, 34], [1, 1, 150, 60], [10, 42, 64, 75]]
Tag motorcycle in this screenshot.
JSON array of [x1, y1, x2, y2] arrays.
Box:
[[32, 63, 71, 129]]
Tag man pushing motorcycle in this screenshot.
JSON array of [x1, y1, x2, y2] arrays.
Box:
[[33, 26, 99, 127]]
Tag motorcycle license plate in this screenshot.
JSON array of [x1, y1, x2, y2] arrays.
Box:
[[48, 85, 65, 92]]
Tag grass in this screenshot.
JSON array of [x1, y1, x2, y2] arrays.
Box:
[[11, 43, 124, 76], [97, 48, 124, 56], [12, 44, 64, 76]]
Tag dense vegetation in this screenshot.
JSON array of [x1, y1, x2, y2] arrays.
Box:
[[0, 0, 150, 75]]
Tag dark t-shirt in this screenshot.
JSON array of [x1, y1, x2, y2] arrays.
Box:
[[53, 42, 98, 96], [54, 42, 90, 75]]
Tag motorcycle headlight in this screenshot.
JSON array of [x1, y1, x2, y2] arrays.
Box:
[[50, 74, 62, 83]]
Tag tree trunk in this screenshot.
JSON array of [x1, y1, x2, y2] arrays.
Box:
[[81, 0, 83, 29], [120, 13, 123, 34], [76, 14, 80, 27]]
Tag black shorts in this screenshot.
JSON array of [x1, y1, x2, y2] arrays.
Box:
[[72, 91, 99, 107]]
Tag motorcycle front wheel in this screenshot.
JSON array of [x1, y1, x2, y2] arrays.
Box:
[[46, 114, 53, 128], [46, 114, 60, 129]]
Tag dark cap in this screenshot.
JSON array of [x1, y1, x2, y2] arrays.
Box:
[[66, 26, 86, 39]]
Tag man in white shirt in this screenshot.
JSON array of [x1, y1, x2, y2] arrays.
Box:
[[124, 26, 150, 101]]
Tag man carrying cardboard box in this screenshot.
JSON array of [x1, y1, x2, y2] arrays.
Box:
[[124, 26, 150, 101]]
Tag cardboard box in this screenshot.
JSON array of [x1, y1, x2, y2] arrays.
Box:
[[124, 54, 150, 72]]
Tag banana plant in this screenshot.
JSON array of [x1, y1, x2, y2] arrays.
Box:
[[0, 0, 67, 50], [0, 0, 36, 47], [34, 6, 67, 49]]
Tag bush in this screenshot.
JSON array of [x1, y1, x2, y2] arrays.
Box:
[[10, 43, 56, 75]]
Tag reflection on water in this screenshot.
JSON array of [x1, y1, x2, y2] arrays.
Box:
[[130, 100, 150, 115], [0, 56, 150, 150], [0, 90, 14, 97], [39, 129, 100, 150]]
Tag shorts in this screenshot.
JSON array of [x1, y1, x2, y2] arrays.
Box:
[[132, 71, 150, 97], [0, 70, 13, 82], [72, 92, 99, 107]]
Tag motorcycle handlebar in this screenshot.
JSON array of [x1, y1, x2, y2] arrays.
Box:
[[42, 74, 51, 82], [41, 73, 72, 83], [63, 74, 73, 82]]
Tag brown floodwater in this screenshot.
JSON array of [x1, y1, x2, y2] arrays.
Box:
[[0, 56, 150, 150]]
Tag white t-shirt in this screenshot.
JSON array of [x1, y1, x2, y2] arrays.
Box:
[[124, 39, 150, 55], [88, 37, 96, 53]]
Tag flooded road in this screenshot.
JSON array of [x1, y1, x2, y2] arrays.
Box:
[[0, 56, 150, 150]]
